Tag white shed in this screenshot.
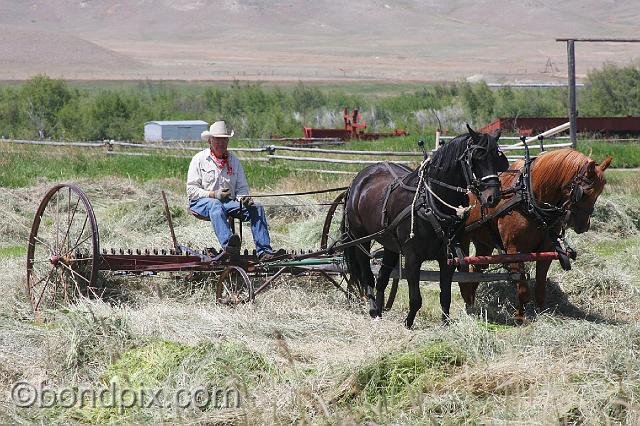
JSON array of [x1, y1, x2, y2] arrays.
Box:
[[144, 120, 209, 142]]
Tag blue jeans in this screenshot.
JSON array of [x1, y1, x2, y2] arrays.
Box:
[[189, 198, 273, 255]]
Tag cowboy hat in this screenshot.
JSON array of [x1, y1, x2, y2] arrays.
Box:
[[201, 120, 235, 140]]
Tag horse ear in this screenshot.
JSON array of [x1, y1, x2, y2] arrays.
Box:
[[492, 128, 502, 141], [466, 123, 479, 142], [598, 156, 612, 171]]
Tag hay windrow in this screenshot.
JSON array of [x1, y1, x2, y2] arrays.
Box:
[[1, 173, 640, 423]]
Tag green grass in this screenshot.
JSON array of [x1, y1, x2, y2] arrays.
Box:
[[592, 236, 640, 257], [578, 140, 640, 167], [0, 246, 25, 258], [346, 341, 466, 407], [48, 339, 271, 424], [103, 340, 195, 388], [0, 146, 293, 188]]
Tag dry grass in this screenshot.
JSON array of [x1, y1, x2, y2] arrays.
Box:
[[0, 174, 639, 423]]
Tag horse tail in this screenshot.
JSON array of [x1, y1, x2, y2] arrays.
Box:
[[340, 188, 362, 291]]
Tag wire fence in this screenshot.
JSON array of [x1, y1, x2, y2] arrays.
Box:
[[0, 123, 598, 175], [0, 138, 424, 175]]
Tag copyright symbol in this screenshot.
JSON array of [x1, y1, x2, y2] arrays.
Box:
[[11, 381, 37, 407]]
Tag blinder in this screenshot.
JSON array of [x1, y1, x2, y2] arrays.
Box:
[[460, 139, 502, 192], [497, 150, 510, 173], [571, 184, 584, 204], [564, 165, 596, 214]]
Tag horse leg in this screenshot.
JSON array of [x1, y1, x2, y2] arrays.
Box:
[[353, 242, 377, 317], [457, 241, 476, 314], [373, 249, 399, 318], [438, 256, 456, 324], [403, 255, 422, 329], [534, 259, 552, 313], [463, 243, 493, 315], [512, 261, 530, 323]]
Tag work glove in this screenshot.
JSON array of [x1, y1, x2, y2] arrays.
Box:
[[213, 188, 231, 201], [240, 196, 254, 207]]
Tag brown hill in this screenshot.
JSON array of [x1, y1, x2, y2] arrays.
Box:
[[0, 0, 638, 82]]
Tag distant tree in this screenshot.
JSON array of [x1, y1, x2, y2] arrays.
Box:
[[291, 82, 325, 123], [203, 86, 225, 117], [20, 75, 73, 138], [493, 86, 517, 117], [88, 90, 140, 140], [581, 63, 640, 116], [493, 86, 565, 119], [460, 81, 494, 125], [0, 86, 26, 138], [57, 97, 87, 140]]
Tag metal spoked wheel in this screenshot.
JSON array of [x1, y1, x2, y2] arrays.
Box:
[[216, 266, 254, 306], [26, 184, 100, 315], [320, 190, 346, 250]]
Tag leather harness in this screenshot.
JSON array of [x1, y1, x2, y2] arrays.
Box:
[[377, 161, 469, 248], [462, 154, 594, 270]]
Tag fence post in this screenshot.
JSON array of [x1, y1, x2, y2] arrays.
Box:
[[566, 40, 578, 149]]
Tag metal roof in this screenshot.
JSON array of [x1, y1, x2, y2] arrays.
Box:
[[145, 120, 208, 126]]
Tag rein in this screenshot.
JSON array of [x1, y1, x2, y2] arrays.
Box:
[[249, 186, 349, 198]]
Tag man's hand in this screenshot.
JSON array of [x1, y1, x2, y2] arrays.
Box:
[[211, 188, 231, 201], [240, 196, 254, 207]]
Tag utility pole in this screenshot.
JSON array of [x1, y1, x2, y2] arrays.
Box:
[[556, 38, 640, 149]]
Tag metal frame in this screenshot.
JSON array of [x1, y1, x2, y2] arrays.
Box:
[[26, 184, 580, 315], [556, 38, 640, 148]]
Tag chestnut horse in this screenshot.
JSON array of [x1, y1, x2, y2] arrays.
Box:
[[461, 148, 612, 321], [342, 126, 506, 328]]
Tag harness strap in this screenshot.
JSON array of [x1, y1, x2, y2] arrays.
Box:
[[429, 178, 469, 193], [387, 204, 414, 231], [380, 162, 417, 228], [465, 193, 525, 233], [344, 203, 414, 258], [416, 208, 446, 240]]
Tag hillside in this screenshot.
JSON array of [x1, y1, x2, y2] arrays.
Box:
[[0, 1, 639, 82]]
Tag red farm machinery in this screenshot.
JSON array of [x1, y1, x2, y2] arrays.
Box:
[[303, 108, 407, 141]]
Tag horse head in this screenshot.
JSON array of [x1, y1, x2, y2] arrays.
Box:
[[565, 156, 612, 233], [464, 124, 504, 208]]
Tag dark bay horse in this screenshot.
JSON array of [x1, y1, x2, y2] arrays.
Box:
[[462, 148, 612, 321], [342, 126, 506, 328]]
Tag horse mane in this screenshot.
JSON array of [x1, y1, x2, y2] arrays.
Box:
[[427, 133, 471, 175], [533, 148, 591, 185], [509, 148, 604, 201]]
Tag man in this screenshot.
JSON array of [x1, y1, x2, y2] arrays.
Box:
[[187, 120, 284, 260]]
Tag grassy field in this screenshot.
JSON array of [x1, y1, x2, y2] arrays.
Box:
[[0, 142, 639, 424]]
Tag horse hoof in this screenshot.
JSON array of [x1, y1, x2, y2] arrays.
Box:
[[465, 305, 477, 316], [403, 319, 414, 329], [513, 313, 529, 326], [524, 304, 538, 321], [369, 308, 380, 318], [441, 314, 451, 326]]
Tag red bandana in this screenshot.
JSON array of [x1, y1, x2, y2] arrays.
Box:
[[210, 150, 233, 175]]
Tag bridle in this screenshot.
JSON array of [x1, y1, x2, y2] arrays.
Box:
[[427, 134, 501, 207], [461, 139, 501, 192], [560, 162, 594, 214]]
